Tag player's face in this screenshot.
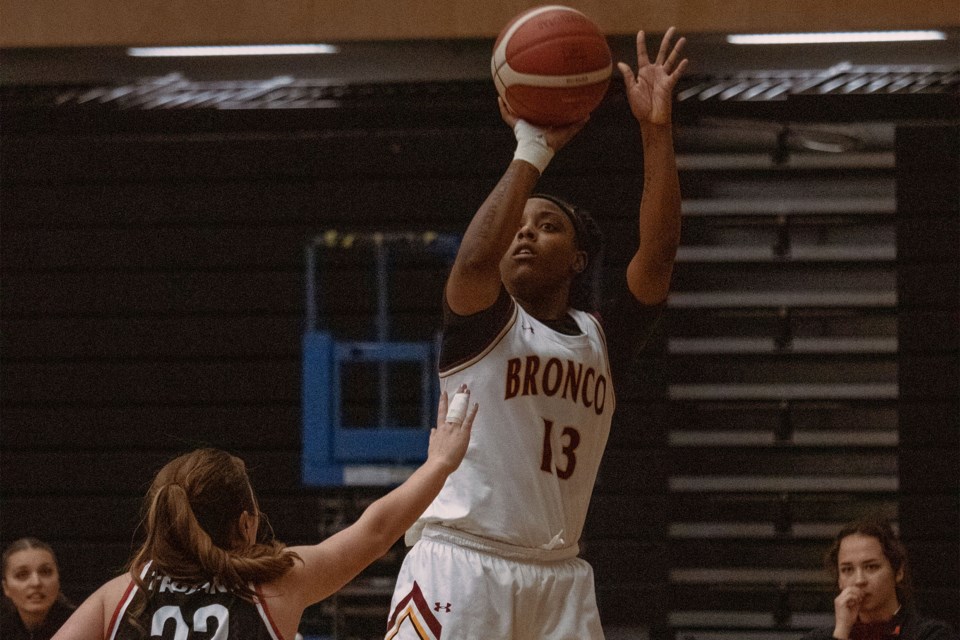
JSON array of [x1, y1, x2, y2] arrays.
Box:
[[500, 198, 585, 298], [2, 548, 61, 622], [836, 533, 902, 621]]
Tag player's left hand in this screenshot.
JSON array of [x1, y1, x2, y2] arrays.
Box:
[[617, 27, 688, 126], [427, 385, 477, 474]]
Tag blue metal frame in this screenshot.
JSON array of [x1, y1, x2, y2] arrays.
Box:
[[301, 332, 437, 485], [301, 231, 458, 486]]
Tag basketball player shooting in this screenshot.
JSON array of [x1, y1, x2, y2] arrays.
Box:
[[384, 28, 688, 640]]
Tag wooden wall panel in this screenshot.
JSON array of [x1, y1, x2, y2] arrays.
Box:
[[5, 360, 301, 404], [0, 125, 644, 182], [2, 497, 142, 541], [0, 451, 303, 495], [1, 405, 303, 450], [1, 316, 302, 359], [1, 271, 302, 315], [2, 0, 957, 47], [0, 175, 639, 229]]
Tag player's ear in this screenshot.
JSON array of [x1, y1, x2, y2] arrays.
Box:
[[573, 250, 587, 274], [237, 510, 257, 547]]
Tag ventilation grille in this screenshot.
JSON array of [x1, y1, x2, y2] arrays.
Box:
[[677, 63, 958, 102], [6, 74, 493, 111], [2, 64, 956, 112]]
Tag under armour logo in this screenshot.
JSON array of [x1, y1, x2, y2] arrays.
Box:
[[434, 602, 452, 613], [522, 322, 535, 334]]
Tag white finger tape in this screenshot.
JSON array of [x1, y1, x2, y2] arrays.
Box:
[[446, 391, 469, 425]]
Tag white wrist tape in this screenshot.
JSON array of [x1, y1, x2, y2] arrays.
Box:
[[445, 391, 470, 425], [512, 120, 554, 174]]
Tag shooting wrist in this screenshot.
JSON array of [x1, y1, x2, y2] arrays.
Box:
[[512, 120, 554, 174]]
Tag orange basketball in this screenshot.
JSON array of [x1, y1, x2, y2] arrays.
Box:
[[491, 5, 612, 127]]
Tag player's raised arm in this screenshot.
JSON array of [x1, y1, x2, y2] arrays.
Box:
[[618, 27, 688, 305], [445, 100, 587, 316], [280, 387, 477, 607]]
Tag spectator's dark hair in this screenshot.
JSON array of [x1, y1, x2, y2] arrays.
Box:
[[530, 193, 604, 312], [825, 514, 914, 609], [2, 537, 74, 610], [2, 538, 58, 577]]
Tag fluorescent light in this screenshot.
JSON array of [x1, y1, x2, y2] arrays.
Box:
[[727, 31, 946, 45], [127, 44, 339, 57]]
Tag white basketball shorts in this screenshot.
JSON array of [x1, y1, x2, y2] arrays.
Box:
[[384, 524, 605, 640]]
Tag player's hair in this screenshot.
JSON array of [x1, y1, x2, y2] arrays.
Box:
[[129, 448, 299, 601], [530, 193, 604, 312], [824, 513, 914, 609], [2, 538, 58, 578]]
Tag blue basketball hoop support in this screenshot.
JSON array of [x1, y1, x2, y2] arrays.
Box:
[[301, 231, 459, 486]]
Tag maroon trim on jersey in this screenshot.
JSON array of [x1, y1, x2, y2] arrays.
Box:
[[254, 584, 284, 640], [439, 286, 516, 372], [106, 578, 138, 640], [439, 296, 518, 376], [106, 564, 152, 640], [386, 581, 442, 638]]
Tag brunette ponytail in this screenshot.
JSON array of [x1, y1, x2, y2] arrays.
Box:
[[129, 449, 298, 600]]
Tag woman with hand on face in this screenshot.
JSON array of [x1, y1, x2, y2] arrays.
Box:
[[801, 515, 957, 640], [2, 538, 76, 640]]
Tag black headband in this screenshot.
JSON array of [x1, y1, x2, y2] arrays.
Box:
[[529, 193, 601, 262], [530, 193, 586, 249]]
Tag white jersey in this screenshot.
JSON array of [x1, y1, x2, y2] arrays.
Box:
[[415, 300, 615, 551]]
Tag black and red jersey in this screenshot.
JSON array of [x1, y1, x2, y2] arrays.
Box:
[[108, 564, 283, 640]]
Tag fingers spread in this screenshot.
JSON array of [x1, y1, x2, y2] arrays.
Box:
[[665, 38, 687, 73], [462, 402, 479, 430], [656, 26, 676, 65], [674, 57, 689, 79], [437, 389, 449, 419], [635, 30, 650, 66]]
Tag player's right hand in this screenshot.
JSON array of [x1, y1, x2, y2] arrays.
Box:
[[499, 98, 587, 153]]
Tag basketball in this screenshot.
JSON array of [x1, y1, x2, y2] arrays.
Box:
[[491, 5, 612, 127]]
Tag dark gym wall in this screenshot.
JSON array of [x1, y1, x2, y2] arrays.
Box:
[[0, 100, 667, 618], [895, 125, 960, 617], [2, 74, 958, 635]]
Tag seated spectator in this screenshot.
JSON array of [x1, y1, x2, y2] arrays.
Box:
[[801, 514, 957, 640], [2, 538, 75, 640]]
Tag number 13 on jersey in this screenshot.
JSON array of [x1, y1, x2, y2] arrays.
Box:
[[540, 419, 581, 479]]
